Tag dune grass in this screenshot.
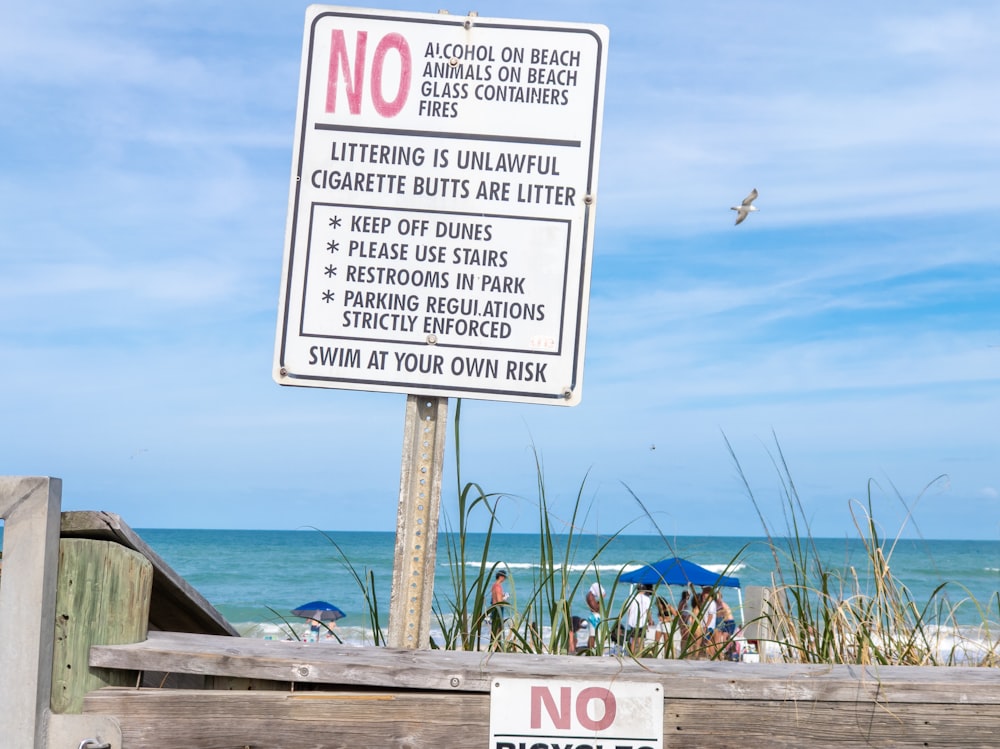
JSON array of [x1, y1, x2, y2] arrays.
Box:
[[432, 399, 625, 654], [318, 405, 998, 665], [727, 433, 1000, 666]]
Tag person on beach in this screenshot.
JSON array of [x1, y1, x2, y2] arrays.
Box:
[[627, 584, 653, 655], [585, 580, 606, 649], [698, 586, 718, 657], [489, 570, 510, 648], [654, 595, 677, 651], [678, 589, 692, 621], [491, 570, 509, 606], [569, 615, 589, 654], [699, 586, 717, 627], [715, 591, 734, 633], [303, 618, 321, 642], [677, 589, 694, 649], [715, 591, 736, 657], [623, 584, 654, 654]]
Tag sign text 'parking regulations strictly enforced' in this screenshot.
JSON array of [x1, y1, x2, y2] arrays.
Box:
[[273, 5, 608, 405]]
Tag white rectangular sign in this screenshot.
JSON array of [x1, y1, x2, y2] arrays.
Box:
[[489, 678, 663, 749], [273, 5, 608, 405]]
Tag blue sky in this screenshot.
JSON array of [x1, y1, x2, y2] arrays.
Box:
[[2, 1, 998, 539]]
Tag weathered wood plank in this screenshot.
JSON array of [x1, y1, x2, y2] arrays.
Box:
[[52, 538, 152, 713], [84, 689, 488, 749], [91, 631, 1000, 704], [0, 476, 63, 749], [82, 687, 1000, 749], [60, 510, 237, 636]]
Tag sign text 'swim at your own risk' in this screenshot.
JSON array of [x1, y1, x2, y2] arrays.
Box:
[[273, 6, 608, 406]]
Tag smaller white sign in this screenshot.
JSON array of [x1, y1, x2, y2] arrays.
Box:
[[489, 678, 663, 749]]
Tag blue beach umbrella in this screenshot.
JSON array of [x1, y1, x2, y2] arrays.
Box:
[[291, 600, 346, 622]]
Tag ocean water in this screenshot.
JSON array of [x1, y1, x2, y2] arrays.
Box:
[[129, 530, 1000, 641], [4, 526, 997, 654]]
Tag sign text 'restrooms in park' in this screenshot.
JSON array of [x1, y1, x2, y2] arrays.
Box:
[[274, 5, 608, 405]]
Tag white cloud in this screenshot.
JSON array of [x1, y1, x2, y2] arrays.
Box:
[[883, 10, 995, 59], [1, 1, 998, 536]]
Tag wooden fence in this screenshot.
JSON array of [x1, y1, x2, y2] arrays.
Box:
[[2, 475, 999, 749]]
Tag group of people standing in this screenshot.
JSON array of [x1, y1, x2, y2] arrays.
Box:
[[672, 585, 737, 657], [488, 568, 737, 658], [585, 580, 737, 657]]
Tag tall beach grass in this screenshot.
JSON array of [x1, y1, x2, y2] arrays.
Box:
[[317, 406, 999, 665], [727, 433, 999, 666]]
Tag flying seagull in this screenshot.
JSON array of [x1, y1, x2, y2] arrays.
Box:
[[731, 188, 759, 225]]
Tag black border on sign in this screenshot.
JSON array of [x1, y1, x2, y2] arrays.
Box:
[[276, 9, 606, 403]]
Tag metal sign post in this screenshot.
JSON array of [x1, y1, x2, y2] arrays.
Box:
[[387, 395, 448, 648], [274, 6, 608, 649]]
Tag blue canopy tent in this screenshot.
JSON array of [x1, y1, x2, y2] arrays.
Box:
[[619, 557, 742, 624], [619, 557, 740, 588]]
